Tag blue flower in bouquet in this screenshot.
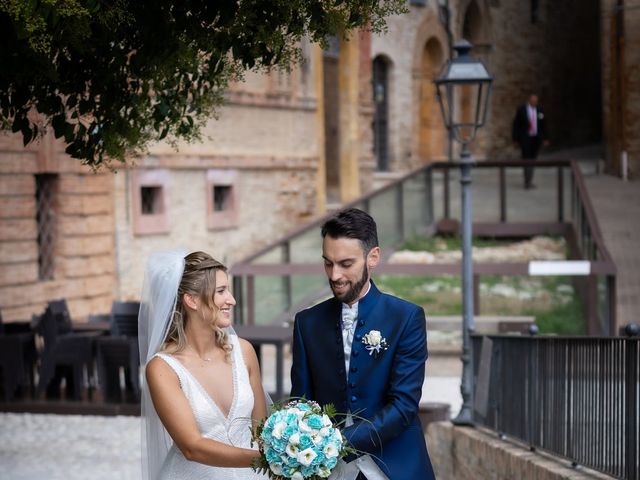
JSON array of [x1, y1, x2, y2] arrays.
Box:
[[252, 399, 354, 479]]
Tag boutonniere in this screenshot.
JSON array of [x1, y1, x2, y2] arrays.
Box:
[[362, 330, 388, 358]]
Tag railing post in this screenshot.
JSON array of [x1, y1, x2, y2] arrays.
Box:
[[499, 166, 506, 222], [396, 183, 405, 242], [473, 273, 480, 315], [283, 242, 292, 311], [607, 275, 617, 336], [247, 275, 255, 325], [443, 167, 450, 219], [233, 275, 245, 325], [586, 274, 598, 335], [426, 169, 434, 225], [558, 166, 564, 222], [624, 335, 639, 480]]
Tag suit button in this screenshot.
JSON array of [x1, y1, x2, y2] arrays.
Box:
[[351, 367, 358, 373], [355, 334, 362, 341], [359, 320, 364, 326], [352, 350, 359, 357], [351, 395, 357, 402], [349, 382, 356, 388], [339, 369, 345, 375]]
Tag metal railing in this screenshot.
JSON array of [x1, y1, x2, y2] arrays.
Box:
[[473, 334, 639, 479], [231, 159, 617, 333]]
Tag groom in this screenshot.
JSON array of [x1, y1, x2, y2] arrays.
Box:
[[290, 208, 435, 479]]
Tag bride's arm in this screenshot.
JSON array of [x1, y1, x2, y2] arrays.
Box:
[[239, 338, 268, 429], [146, 356, 259, 468]]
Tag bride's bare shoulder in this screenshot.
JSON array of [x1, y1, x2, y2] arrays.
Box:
[[146, 355, 178, 383], [237, 337, 259, 366]]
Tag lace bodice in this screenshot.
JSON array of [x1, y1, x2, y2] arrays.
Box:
[[154, 335, 267, 480]]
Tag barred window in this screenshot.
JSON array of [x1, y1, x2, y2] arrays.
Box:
[[35, 174, 58, 280]]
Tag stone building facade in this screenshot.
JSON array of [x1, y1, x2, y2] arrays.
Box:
[[0, 134, 116, 322], [370, 0, 603, 171], [0, 35, 376, 318], [1, 0, 637, 323], [600, 0, 640, 178]]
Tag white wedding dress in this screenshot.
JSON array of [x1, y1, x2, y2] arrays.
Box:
[[154, 334, 268, 480]]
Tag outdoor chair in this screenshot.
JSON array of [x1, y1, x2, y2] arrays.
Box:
[[47, 299, 73, 334], [94, 300, 141, 402], [0, 310, 37, 401], [110, 301, 140, 336], [96, 336, 140, 402], [35, 306, 94, 400]]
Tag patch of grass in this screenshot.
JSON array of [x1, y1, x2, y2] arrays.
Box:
[[399, 235, 505, 252], [373, 273, 586, 335]]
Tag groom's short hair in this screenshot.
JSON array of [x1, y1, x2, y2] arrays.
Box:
[[321, 208, 379, 253]]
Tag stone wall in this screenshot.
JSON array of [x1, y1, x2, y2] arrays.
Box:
[[113, 61, 321, 300], [601, 0, 640, 177], [426, 422, 613, 480], [113, 160, 318, 300], [0, 133, 115, 322], [371, 0, 603, 166]]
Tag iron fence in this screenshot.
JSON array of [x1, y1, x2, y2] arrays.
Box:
[[473, 334, 639, 479]]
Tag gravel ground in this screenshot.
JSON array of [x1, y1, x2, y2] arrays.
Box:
[[0, 372, 460, 480], [0, 413, 141, 480]]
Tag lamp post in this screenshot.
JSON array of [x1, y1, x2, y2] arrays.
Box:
[[434, 39, 493, 426]]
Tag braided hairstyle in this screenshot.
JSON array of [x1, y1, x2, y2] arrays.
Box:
[[162, 251, 232, 358]]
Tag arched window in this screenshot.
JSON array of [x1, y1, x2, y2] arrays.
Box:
[[372, 56, 390, 171]]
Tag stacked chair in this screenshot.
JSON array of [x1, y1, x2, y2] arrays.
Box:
[[35, 300, 96, 400], [96, 301, 141, 402], [0, 310, 37, 401]]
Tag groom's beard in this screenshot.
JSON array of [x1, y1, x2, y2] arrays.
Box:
[[330, 264, 369, 305]]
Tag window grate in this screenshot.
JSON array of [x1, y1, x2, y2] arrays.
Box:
[[35, 174, 58, 280]]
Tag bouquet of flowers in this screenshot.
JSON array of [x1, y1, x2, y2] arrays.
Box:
[[252, 399, 354, 479]]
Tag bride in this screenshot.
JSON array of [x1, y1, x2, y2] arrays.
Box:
[[138, 250, 269, 479]]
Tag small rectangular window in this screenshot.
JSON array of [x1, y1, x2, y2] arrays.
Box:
[[132, 170, 170, 235], [213, 185, 232, 212], [141, 186, 163, 214], [207, 170, 238, 230]]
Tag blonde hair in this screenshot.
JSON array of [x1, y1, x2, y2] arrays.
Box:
[[162, 251, 232, 358]]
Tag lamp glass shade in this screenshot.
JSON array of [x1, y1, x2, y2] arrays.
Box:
[[434, 41, 493, 144]]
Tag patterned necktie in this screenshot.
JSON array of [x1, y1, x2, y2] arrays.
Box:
[[342, 308, 357, 342]]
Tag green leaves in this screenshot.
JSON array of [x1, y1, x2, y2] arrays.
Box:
[[1, 0, 405, 168]]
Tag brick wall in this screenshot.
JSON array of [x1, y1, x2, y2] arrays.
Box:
[[0, 133, 116, 323], [426, 422, 613, 480], [113, 161, 318, 300], [113, 62, 321, 300]]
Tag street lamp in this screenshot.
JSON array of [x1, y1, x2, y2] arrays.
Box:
[[434, 39, 493, 426]]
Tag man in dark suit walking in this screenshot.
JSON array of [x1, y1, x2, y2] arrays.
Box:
[[291, 208, 435, 479], [512, 93, 548, 189]]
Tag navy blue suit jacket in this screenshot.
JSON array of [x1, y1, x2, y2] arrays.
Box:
[[290, 282, 435, 479]]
